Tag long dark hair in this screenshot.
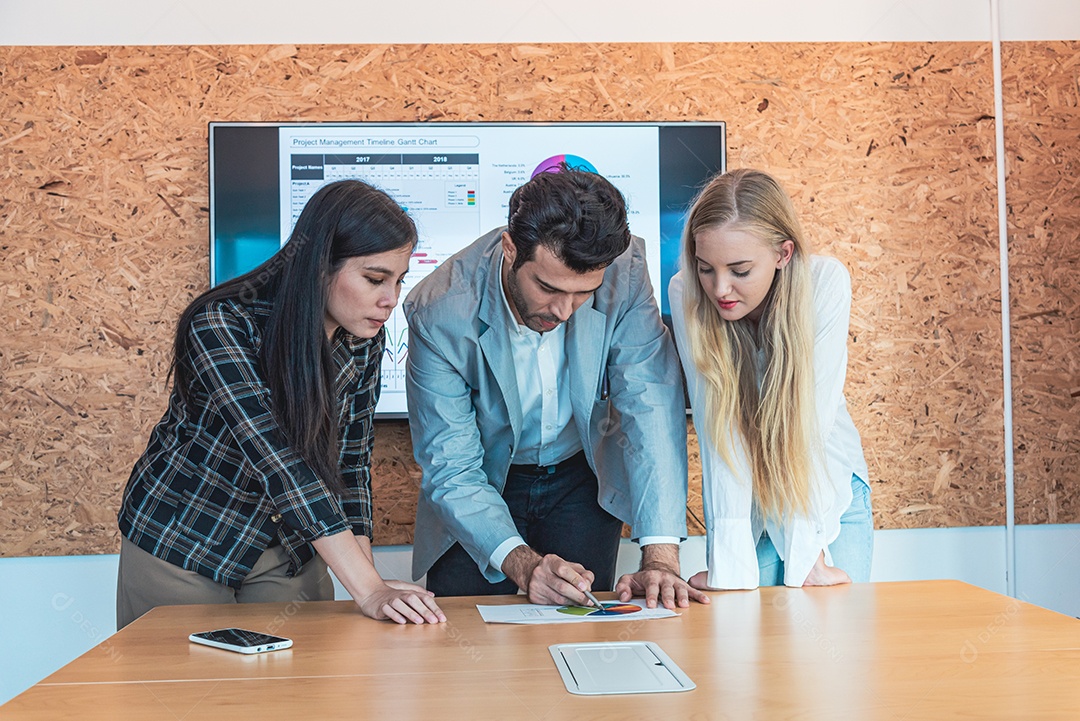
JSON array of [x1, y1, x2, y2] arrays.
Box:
[[172, 180, 417, 493]]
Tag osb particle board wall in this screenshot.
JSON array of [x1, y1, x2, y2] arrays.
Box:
[[3, 39, 1059, 559], [1003, 42, 1080, 524]]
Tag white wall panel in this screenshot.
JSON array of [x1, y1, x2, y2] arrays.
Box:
[[3, 0, 1075, 45]]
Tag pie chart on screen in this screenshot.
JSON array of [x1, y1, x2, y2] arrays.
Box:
[[532, 154, 599, 177]]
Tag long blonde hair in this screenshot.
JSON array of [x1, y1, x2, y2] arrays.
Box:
[[682, 169, 818, 519]]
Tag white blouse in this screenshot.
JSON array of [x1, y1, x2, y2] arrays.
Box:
[[669, 255, 869, 588]]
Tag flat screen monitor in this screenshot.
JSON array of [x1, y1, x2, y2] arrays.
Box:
[[209, 121, 726, 417]]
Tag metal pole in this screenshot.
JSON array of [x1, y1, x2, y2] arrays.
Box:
[[990, 0, 1017, 598]]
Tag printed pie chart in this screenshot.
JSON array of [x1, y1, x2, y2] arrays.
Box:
[[557, 602, 641, 616], [532, 154, 599, 177]]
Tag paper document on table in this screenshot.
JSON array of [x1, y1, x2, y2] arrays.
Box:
[[477, 599, 678, 624]]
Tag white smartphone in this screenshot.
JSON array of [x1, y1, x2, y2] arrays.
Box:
[[188, 628, 293, 654]]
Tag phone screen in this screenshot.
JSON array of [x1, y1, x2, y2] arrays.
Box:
[[192, 629, 289, 647]]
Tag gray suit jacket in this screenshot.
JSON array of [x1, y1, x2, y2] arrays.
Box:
[[404, 228, 688, 582]]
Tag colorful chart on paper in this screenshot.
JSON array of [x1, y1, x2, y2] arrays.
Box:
[[477, 598, 676, 624], [557, 602, 642, 617]]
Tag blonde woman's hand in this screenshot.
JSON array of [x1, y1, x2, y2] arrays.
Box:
[[688, 570, 721, 591], [802, 551, 851, 587]]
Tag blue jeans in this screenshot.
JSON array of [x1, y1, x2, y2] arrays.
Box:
[[426, 451, 625, 596], [757, 474, 873, 586]]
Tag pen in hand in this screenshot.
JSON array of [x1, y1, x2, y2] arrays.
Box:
[[581, 588, 604, 609]]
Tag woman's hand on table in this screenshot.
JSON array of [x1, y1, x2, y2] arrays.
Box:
[[802, 551, 851, 587], [359, 580, 446, 625]]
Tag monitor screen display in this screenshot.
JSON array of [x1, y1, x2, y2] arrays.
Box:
[[209, 121, 726, 417]]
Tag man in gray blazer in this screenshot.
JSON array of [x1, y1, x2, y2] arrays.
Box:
[[404, 167, 708, 609]]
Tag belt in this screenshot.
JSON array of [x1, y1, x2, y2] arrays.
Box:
[[508, 450, 587, 476]]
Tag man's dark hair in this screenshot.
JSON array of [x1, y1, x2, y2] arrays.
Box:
[[506, 163, 631, 273]]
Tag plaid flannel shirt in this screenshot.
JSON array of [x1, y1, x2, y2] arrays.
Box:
[[119, 297, 381, 588]]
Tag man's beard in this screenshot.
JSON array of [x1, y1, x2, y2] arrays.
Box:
[[505, 266, 561, 333]]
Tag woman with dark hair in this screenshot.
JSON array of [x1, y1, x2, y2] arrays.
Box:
[[117, 180, 445, 628]]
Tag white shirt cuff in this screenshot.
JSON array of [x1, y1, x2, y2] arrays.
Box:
[[781, 519, 828, 587], [489, 536, 527, 574], [636, 536, 681, 547], [707, 518, 760, 590]]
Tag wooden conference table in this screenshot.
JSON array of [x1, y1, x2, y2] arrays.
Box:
[[6, 580, 1080, 719]]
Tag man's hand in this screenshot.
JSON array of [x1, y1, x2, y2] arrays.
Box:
[[614, 543, 711, 609], [503, 546, 596, 606]]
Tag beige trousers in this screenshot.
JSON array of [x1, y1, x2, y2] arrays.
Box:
[[116, 536, 334, 629]]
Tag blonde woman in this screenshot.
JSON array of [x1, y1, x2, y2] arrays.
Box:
[[669, 169, 872, 589]]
